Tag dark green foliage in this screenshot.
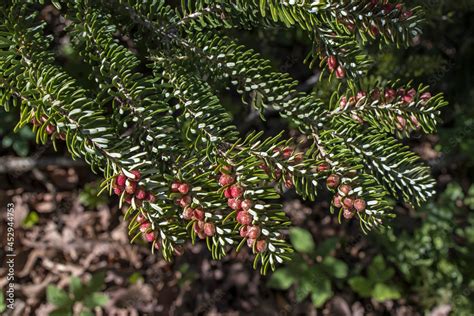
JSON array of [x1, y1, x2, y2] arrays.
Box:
[[0, 107, 35, 156], [375, 183, 474, 313], [47, 272, 109, 316], [268, 228, 347, 307], [348, 255, 401, 301], [0, 0, 447, 273]]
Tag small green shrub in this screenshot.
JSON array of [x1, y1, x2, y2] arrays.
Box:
[[47, 272, 109, 316]]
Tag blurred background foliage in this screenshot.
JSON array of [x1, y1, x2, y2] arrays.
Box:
[[1, 0, 474, 314]]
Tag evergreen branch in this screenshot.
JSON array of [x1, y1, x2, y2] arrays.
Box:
[[67, 3, 180, 162], [331, 82, 447, 137], [331, 119, 436, 206]]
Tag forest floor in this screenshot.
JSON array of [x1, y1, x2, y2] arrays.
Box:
[[0, 151, 451, 316]]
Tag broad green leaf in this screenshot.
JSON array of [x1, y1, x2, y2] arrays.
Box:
[[367, 255, 394, 282], [315, 237, 339, 257], [69, 276, 84, 299], [0, 292, 6, 313], [287, 254, 310, 274], [128, 272, 144, 284], [289, 228, 315, 253], [267, 268, 295, 290], [22, 211, 39, 229], [372, 283, 401, 301], [84, 293, 109, 308], [50, 308, 73, 316], [46, 285, 72, 308], [348, 276, 373, 298], [295, 281, 312, 303], [87, 271, 106, 293], [322, 257, 348, 279], [310, 284, 333, 308]]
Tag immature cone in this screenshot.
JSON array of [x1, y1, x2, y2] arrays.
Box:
[[339, 96, 348, 110], [45, 124, 56, 135], [146, 193, 156, 203], [401, 10, 413, 20], [125, 181, 137, 194], [318, 163, 330, 172], [293, 153, 304, 163], [256, 239, 267, 253], [247, 238, 256, 248], [178, 183, 190, 195], [354, 199, 367, 212], [348, 96, 356, 107], [193, 208, 205, 221], [410, 115, 420, 128], [224, 187, 233, 198], [135, 187, 147, 200], [274, 169, 282, 180], [335, 65, 346, 79], [237, 210, 253, 225], [396, 115, 407, 130], [130, 170, 141, 180], [343, 197, 354, 209], [230, 185, 244, 198], [140, 222, 150, 233], [339, 184, 352, 196], [145, 232, 155, 242], [136, 213, 146, 223], [219, 174, 235, 186], [203, 222, 216, 237], [371, 88, 381, 101], [406, 88, 417, 98], [116, 173, 126, 187], [113, 187, 123, 196], [31, 117, 41, 127], [228, 198, 242, 210], [179, 195, 192, 207], [240, 225, 249, 238], [402, 94, 414, 104], [284, 176, 294, 189], [326, 174, 341, 189], [182, 208, 194, 220], [420, 92, 432, 102], [259, 162, 270, 174], [370, 25, 379, 37], [383, 3, 394, 12], [356, 91, 367, 101], [194, 222, 206, 239], [384, 88, 396, 103], [333, 194, 342, 208], [247, 226, 261, 239], [282, 147, 293, 159], [397, 88, 406, 96], [343, 208, 354, 220], [241, 199, 253, 212], [171, 181, 181, 192], [327, 55, 337, 72], [352, 114, 364, 125], [194, 221, 205, 239]]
